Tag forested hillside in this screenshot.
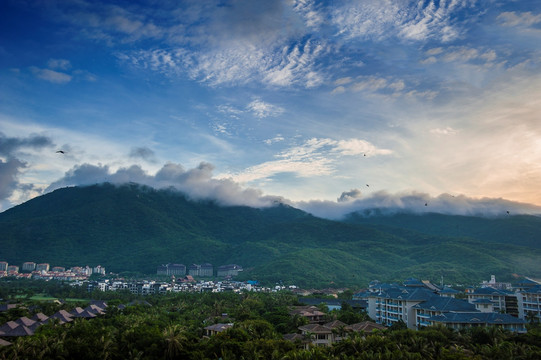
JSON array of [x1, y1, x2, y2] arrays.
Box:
[[1, 183, 540, 287]]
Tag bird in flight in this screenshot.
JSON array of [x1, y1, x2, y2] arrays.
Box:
[[56, 150, 65, 154]]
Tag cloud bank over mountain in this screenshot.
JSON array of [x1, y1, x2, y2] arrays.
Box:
[[44, 162, 541, 220]]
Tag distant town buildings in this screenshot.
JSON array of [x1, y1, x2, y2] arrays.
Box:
[[0, 260, 105, 281], [156, 263, 240, 278]]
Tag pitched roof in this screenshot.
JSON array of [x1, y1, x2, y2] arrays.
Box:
[[51, 310, 73, 322], [0, 338, 11, 346], [15, 317, 36, 327], [438, 287, 460, 294], [413, 297, 476, 312], [323, 320, 348, 329], [0, 324, 34, 337], [373, 286, 436, 301], [346, 321, 386, 332], [0, 321, 19, 335], [470, 287, 510, 296], [473, 299, 494, 304], [298, 324, 332, 334], [204, 323, 233, 332], [429, 312, 526, 325], [31, 313, 49, 322], [522, 285, 541, 294]]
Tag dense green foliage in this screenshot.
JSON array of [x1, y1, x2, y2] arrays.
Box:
[[1, 183, 540, 287], [1, 285, 541, 360]]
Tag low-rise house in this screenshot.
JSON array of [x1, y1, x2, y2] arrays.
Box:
[[204, 323, 233, 336], [297, 320, 385, 349], [289, 306, 326, 324], [346, 321, 386, 333]]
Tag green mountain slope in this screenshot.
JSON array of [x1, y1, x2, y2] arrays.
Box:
[[1, 183, 540, 287], [344, 211, 541, 248]]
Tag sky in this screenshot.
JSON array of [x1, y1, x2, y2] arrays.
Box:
[[1, 0, 541, 219]]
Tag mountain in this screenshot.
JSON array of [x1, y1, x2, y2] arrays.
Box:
[[344, 211, 541, 249], [0, 183, 540, 287]]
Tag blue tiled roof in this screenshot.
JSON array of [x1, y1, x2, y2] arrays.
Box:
[[470, 287, 511, 296], [413, 297, 476, 312], [515, 278, 540, 286], [429, 312, 525, 325], [373, 286, 436, 301], [438, 287, 460, 294], [522, 285, 541, 294], [473, 299, 493, 304]]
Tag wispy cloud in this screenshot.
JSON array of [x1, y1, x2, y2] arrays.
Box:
[[497, 11, 541, 28], [335, 75, 434, 99], [231, 137, 392, 183], [263, 135, 285, 145], [30, 67, 72, 84], [247, 99, 284, 118], [47, 58, 71, 70], [423, 46, 499, 66], [333, 0, 477, 42]]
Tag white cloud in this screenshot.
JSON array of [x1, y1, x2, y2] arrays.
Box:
[[430, 127, 459, 136], [123, 38, 329, 88], [247, 99, 284, 118], [46, 162, 282, 208], [217, 104, 244, 119], [497, 11, 541, 28], [263, 135, 285, 145], [47, 58, 71, 70], [231, 137, 392, 183], [295, 191, 541, 220], [30, 67, 72, 84], [333, 0, 477, 42]]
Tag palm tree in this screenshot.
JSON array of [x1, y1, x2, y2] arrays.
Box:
[[163, 324, 187, 360]]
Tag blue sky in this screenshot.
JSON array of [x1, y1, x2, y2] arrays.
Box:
[[1, 0, 541, 218]]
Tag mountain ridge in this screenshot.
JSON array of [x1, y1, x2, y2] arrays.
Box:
[[1, 183, 540, 287]]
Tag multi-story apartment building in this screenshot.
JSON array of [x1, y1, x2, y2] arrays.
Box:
[[0, 262, 8, 272], [466, 287, 518, 314], [367, 284, 435, 329], [157, 263, 186, 276], [367, 278, 528, 333], [22, 262, 36, 272], [36, 263, 50, 272], [200, 263, 213, 277], [518, 285, 541, 321], [217, 264, 243, 277], [188, 264, 201, 276]]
